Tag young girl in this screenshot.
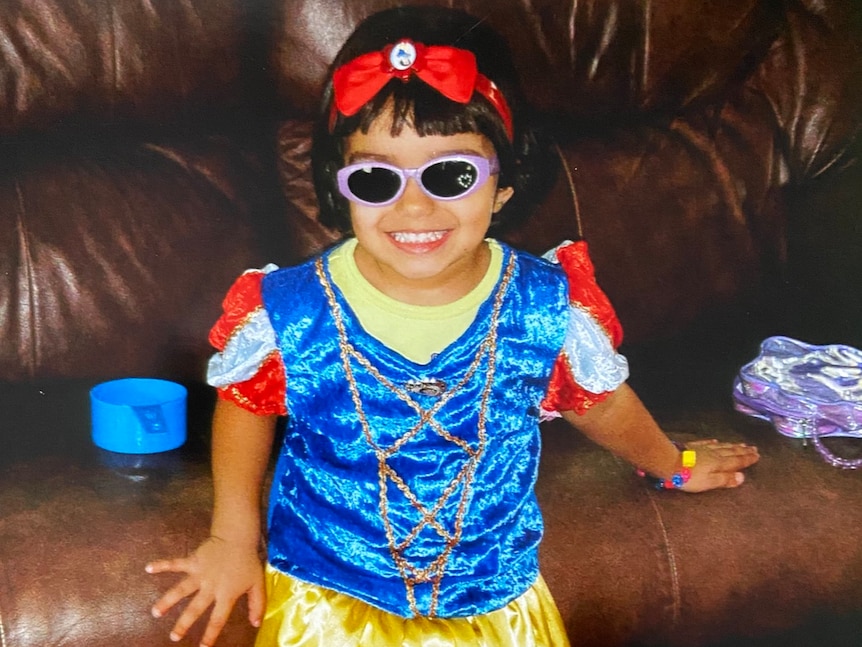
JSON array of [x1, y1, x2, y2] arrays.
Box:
[[147, 7, 759, 646]]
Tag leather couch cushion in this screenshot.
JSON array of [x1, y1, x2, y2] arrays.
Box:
[[0, 137, 269, 380], [0, 0, 250, 133]]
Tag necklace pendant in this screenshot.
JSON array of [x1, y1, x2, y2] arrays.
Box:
[[405, 378, 447, 397]]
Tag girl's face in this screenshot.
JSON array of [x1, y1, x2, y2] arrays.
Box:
[[342, 111, 514, 306]]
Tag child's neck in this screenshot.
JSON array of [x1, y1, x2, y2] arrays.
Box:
[[352, 241, 492, 307]]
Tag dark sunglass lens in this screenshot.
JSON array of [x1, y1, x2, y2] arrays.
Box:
[[421, 161, 478, 198], [346, 167, 402, 203]]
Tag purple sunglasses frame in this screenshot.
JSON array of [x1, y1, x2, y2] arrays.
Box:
[[336, 154, 500, 207]]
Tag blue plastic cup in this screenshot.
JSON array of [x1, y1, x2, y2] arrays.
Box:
[[90, 378, 187, 454]]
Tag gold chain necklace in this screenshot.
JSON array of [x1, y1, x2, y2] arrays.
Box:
[[315, 252, 515, 617]]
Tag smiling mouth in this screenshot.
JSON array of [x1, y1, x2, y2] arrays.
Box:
[[390, 230, 448, 244]]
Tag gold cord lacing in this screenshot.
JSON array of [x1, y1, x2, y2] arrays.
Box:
[[315, 253, 516, 617]]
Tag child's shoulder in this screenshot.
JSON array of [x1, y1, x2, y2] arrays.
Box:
[[261, 256, 317, 285], [512, 239, 605, 294], [489, 240, 571, 314], [262, 242, 346, 287], [494, 239, 568, 283]]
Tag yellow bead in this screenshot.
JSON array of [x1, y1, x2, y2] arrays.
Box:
[[681, 450, 697, 468]]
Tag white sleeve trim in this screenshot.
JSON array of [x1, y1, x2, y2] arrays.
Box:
[[542, 240, 575, 264], [206, 307, 278, 388], [562, 304, 629, 394]]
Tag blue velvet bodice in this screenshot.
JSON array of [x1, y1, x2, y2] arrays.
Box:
[[260, 243, 569, 618]]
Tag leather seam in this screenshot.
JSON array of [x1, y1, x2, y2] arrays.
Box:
[[14, 180, 37, 378], [553, 143, 584, 240], [646, 490, 682, 626]]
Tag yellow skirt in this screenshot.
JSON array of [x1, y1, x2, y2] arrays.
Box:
[[255, 565, 571, 647]]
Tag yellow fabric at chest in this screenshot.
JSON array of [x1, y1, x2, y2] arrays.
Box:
[[327, 238, 503, 364]]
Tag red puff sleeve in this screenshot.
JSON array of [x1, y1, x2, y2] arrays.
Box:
[[541, 241, 625, 416], [208, 270, 287, 416]]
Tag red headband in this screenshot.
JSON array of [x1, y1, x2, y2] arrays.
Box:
[[329, 39, 514, 140]]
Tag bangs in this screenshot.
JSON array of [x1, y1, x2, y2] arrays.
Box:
[[336, 78, 509, 142]]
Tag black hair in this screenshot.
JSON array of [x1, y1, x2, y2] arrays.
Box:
[[311, 6, 557, 234]]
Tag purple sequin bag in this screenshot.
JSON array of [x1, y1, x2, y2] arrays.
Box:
[[733, 336, 862, 469]]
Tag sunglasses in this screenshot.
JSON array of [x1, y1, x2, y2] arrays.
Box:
[[336, 154, 500, 207]]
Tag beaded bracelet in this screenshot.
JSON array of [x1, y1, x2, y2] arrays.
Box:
[[636, 444, 697, 490]]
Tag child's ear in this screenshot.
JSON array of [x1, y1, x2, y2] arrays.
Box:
[[493, 186, 515, 213]]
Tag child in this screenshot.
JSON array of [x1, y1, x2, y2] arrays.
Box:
[[146, 7, 759, 647]]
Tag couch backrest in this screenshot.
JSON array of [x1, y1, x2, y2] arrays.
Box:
[[0, 0, 261, 135], [273, 0, 776, 119]]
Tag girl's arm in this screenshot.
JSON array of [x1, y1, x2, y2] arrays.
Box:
[[146, 399, 277, 647], [561, 383, 759, 492]]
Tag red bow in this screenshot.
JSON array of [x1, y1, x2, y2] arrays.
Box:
[[330, 40, 513, 139], [334, 42, 477, 115]]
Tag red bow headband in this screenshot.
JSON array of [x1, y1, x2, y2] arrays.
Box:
[[330, 39, 514, 140]]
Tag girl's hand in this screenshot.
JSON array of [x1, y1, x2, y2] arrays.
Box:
[[680, 439, 760, 493], [146, 537, 265, 647]]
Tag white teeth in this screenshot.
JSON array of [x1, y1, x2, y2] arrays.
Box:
[[391, 231, 446, 244]]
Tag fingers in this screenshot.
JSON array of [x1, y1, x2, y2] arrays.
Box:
[[726, 449, 760, 471], [683, 440, 760, 468], [146, 550, 262, 647], [247, 580, 266, 629], [145, 557, 210, 641], [150, 575, 200, 621], [686, 439, 753, 453], [677, 439, 759, 492], [171, 590, 216, 645], [147, 582, 235, 647], [146, 557, 192, 575], [707, 444, 760, 470], [199, 598, 234, 647], [685, 439, 720, 448], [681, 467, 745, 493], [715, 470, 746, 489]]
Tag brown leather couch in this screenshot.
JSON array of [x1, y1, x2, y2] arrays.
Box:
[[1, 1, 861, 646]]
